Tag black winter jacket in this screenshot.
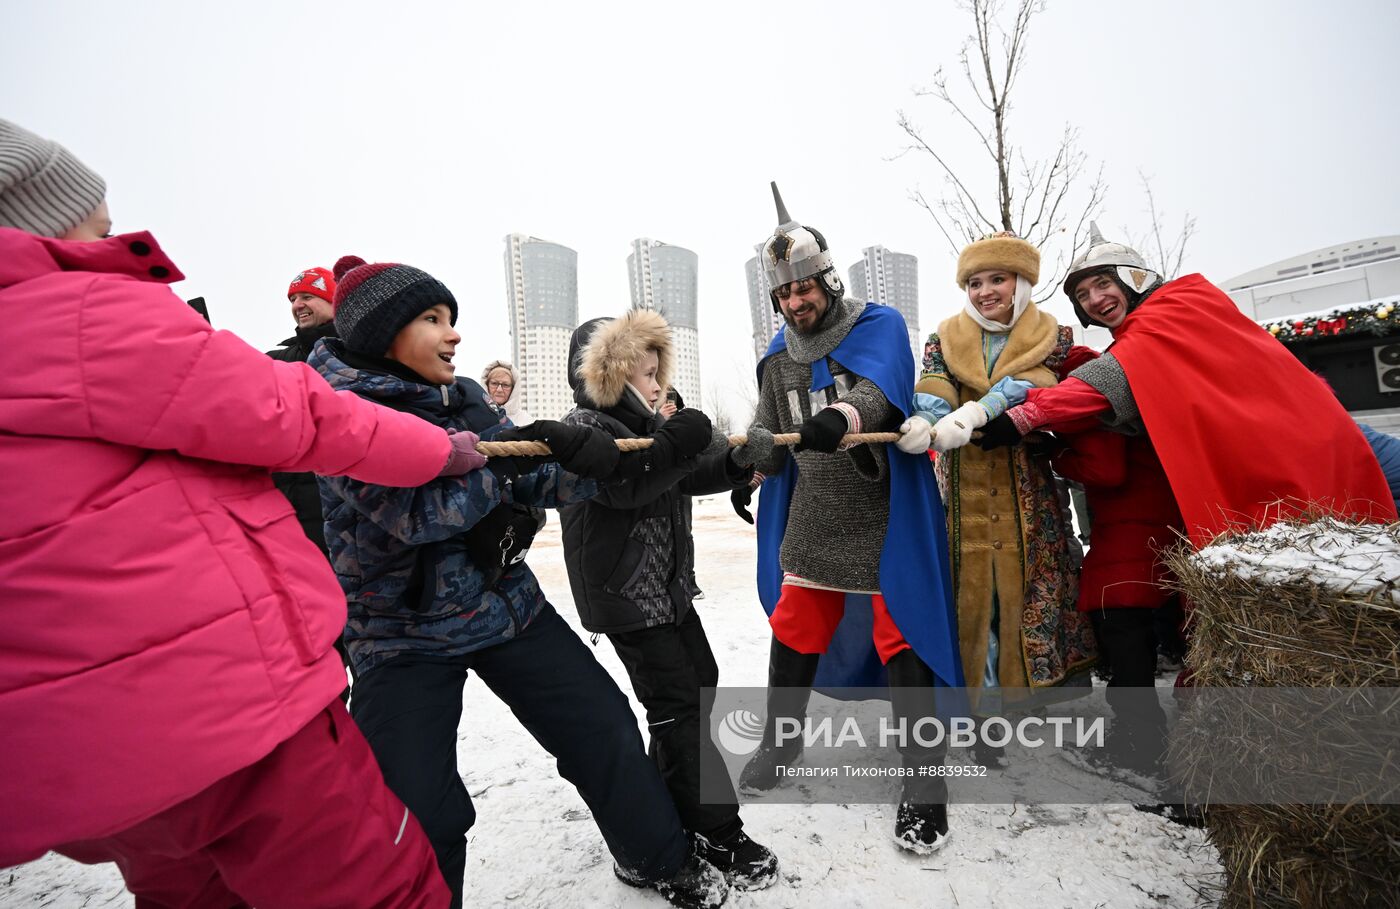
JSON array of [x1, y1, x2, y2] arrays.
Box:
[[560, 392, 747, 634], [265, 322, 340, 554]]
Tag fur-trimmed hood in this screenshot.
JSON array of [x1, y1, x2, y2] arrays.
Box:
[[569, 308, 674, 409]]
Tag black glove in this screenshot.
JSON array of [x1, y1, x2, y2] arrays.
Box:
[[496, 420, 619, 480], [1021, 431, 1068, 460], [657, 408, 713, 459], [795, 407, 848, 453], [617, 408, 714, 479], [976, 412, 1024, 451], [731, 486, 755, 524]]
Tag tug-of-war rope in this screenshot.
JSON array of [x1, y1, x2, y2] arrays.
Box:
[[474, 432, 903, 457]]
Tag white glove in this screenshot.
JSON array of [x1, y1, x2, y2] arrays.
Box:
[[897, 415, 934, 453], [932, 401, 990, 453]]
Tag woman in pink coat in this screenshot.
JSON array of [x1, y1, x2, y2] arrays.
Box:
[[0, 119, 480, 906]]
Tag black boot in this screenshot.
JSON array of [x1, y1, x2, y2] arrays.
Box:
[[693, 829, 779, 891], [614, 845, 730, 909], [886, 649, 951, 854], [738, 637, 820, 794]]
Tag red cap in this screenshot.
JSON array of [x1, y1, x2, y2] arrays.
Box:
[[287, 266, 336, 304]]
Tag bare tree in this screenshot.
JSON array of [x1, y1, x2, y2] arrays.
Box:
[[895, 0, 1106, 299], [703, 386, 734, 436], [1123, 171, 1197, 280]]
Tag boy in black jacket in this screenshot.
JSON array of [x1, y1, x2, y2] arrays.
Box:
[[560, 310, 779, 891]]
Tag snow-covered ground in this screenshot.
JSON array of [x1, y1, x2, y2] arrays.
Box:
[[3, 498, 1222, 908]]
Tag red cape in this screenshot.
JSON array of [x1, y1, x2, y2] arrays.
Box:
[[1110, 274, 1395, 545]]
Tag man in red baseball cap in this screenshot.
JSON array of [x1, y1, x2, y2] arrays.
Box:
[[267, 266, 352, 698]]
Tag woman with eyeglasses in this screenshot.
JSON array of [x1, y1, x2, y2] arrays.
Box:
[[480, 360, 533, 426]]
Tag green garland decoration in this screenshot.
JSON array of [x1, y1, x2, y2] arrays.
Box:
[[1263, 300, 1400, 344]]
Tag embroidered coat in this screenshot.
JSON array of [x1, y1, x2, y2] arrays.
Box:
[[917, 303, 1098, 689]]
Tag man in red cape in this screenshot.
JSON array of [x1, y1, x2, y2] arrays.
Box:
[[959, 225, 1395, 799], [972, 224, 1395, 545]]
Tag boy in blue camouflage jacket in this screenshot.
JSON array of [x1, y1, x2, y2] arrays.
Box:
[[311, 256, 730, 909]]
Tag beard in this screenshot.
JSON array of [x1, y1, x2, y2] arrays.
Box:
[[781, 298, 830, 335]]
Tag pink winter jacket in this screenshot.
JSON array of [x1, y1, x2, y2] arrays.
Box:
[[0, 228, 451, 865]]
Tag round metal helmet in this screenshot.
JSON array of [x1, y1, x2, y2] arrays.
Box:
[[1063, 222, 1160, 299], [761, 182, 843, 310], [1063, 223, 1163, 327]]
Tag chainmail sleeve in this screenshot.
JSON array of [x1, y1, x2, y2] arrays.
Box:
[[1067, 352, 1144, 433], [837, 375, 899, 480], [750, 363, 791, 477]]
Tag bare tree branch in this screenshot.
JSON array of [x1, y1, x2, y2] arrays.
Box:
[[1124, 171, 1196, 280], [899, 0, 1104, 299]]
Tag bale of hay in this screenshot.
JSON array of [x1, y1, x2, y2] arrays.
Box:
[[1166, 517, 1400, 909]]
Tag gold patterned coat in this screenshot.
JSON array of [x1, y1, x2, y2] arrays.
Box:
[[916, 304, 1098, 689]]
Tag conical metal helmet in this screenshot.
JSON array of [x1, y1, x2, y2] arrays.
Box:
[[761, 182, 843, 309], [1063, 222, 1163, 327], [1063, 222, 1160, 300]]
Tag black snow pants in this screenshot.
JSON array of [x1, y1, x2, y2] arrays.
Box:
[[1094, 608, 1168, 775], [608, 607, 743, 843], [350, 603, 689, 909]]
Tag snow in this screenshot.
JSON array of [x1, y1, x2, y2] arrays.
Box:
[[2, 498, 1221, 908], [1194, 518, 1400, 602]]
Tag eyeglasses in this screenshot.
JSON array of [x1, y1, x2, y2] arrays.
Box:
[[773, 277, 820, 301], [487, 381, 514, 391]]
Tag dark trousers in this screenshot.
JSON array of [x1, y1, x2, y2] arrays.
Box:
[[608, 608, 742, 842], [1094, 608, 1168, 772], [350, 604, 689, 909]]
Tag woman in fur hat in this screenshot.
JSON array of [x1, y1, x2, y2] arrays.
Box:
[[909, 233, 1099, 743], [558, 309, 780, 892]]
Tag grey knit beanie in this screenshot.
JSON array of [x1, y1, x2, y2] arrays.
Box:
[[331, 255, 459, 357], [0, 119, 107, 238]]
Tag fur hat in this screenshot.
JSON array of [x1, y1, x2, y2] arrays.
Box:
[[331, 255, 457, 356], [955, 231, 1040, 288], [579, 308, 673, 409]]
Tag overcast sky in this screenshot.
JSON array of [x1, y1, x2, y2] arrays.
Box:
[[5, 0, 1398, 420]]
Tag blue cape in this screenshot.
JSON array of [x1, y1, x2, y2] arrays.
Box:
[[756, 304, 964, 689]]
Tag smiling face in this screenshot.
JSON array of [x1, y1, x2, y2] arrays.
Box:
[[774, 276, 830, 335], [1072, 271, 1130, 329], [966, 269, 1017, 325], [289, 291, 334, 328], [386, 304, 460, 384], [628, 349, 662, 410]]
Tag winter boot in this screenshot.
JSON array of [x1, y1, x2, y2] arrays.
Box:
[[614, 846, 730, 909], [738, 637, 820, 794], [886, 649, 951, 854], [893, 797, 950, 855], [693, 829, 779, 891]]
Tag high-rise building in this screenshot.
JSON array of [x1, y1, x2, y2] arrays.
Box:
[[627, 238, 701, 406], [503, 233, 578, 421], [745, 250, 784, 365], [849, 245, 920, 357]]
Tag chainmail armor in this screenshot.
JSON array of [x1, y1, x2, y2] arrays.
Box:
[[1067, 351, 1145, 435], [753, 298, 899, 591]]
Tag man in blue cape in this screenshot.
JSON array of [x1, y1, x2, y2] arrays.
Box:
[[726, 184, 962, 854]]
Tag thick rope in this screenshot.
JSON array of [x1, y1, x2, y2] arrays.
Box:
[[474, 431, 903, 458]]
